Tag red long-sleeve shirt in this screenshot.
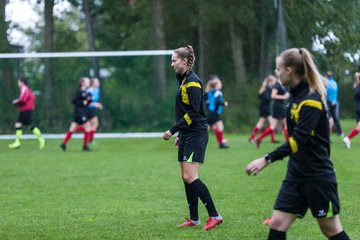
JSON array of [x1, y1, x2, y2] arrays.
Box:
[[12, 85, 36, 112]]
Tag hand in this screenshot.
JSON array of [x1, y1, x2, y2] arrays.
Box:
[[224, 101, 229, 107], [163, 130, 172, 140], [245, 157, 269, 176], [96, 103, 103, 110], [174, 137, 180, 148]]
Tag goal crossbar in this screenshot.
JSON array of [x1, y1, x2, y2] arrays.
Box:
[[0, 50, 174, 59]]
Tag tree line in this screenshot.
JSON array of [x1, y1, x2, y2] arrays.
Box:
[[1, 0, 360, 133]]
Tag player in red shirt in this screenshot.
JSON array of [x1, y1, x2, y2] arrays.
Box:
[[9, 77, 46, 150]]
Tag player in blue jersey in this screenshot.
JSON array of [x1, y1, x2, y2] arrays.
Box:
[[325, 71, 344, 137], [205, 75, 229, 149], [86, 77, 103, 143]]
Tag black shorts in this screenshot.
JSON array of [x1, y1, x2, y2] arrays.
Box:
[[178, 132, 208, 164], [17, 110, 33, 126], [207, 112, 221, 125], [272, 104, 286, 119], [259, 104, 271, 118], [274, 180, 340, 219], [86, 108, 97, 119]]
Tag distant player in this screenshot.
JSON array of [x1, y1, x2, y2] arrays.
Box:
[[76, 77, 103, 143], [326, 71, 344, 137], [163, 45, 223, 231], [205, 75, 229, 149], [60, 77, 92, 151], [246, 48, 350, 240], [9, 77, 46, 150], [256, 76, 290, 147], [343, 72, 360, 149], [249, 75, 277, 144]]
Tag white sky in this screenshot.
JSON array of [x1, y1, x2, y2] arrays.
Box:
[[5, 0, 72, 50]]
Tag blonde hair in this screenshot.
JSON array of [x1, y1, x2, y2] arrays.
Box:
[[279, 48, 326, 102], [173, 45, 195, 71], [354, 72, 360, 88], [264, 75, 277, 87], [205, 75, 221, 93]]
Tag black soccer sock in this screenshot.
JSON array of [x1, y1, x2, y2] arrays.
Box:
[[189, 178, 218, 217], [268, 228, 286, 240], [184, 182, 199, 221], [329, 231, 350, 240]]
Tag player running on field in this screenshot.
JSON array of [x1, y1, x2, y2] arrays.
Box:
[[246, 48, 350, 240]]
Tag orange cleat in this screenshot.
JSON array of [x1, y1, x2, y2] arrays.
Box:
[[177, 218, 200, 227], [202, 216, 223, 231], [262, 217, 272, 225]]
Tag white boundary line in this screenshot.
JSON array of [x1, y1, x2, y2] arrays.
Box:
[[0, 132, 163, 140], [0, 50, 174, 59]]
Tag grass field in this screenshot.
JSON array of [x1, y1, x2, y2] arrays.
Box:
[[0, 121, 359, 239]]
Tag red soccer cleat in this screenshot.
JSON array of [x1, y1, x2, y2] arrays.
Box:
[[202, 216, 223, 231], [262, 217, 272, 225], [177, 218, 200, 227]]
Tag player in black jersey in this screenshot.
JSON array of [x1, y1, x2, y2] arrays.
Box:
[[249, 75, 277, 143], [343, 72, 360, 149], [246, 48, 350, 240], [163, 45, 222, 231], [60, 77, 92, 151], [256, 77, 290, 147]]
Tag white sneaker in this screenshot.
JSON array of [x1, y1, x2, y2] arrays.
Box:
[[343, 137, 351, 149]]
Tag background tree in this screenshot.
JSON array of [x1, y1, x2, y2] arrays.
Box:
[[43, 0, 55, 123]]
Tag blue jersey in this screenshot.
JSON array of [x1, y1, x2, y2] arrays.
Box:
[[327, 77, 338, 105], [87, 87, 100, 109], [206, 90, 224, 115]]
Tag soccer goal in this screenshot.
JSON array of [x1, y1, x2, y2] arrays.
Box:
[[0, 50, 176, 136]]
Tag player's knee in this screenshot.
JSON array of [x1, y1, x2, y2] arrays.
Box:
[[269, 217, 290, 232], [182, 174, 197, 184]]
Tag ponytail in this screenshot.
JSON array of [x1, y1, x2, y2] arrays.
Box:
[[280, 48, 327, 104]]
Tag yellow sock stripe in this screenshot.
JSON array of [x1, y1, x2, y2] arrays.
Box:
[[184, 113, 192, 125], [289, 137, 298, 154]]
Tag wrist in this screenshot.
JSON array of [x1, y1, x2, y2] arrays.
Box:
[[264, 154, 272, 164]]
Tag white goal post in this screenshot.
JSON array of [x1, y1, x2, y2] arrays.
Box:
[[0, 50, 174, 59]]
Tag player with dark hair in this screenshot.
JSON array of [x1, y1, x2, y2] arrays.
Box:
[[163, 45, 223, 231], [249, 75, 277, 143], [60, 77, 92, 151], [205, 75, 229, 149], [246, 48, 350, 240], [343, 72, 360, 149], [9, 77, 46, 150]]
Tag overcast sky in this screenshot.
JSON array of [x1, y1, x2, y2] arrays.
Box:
[[5, 0, 71, 50]]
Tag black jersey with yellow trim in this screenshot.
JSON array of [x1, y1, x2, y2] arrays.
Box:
[[267, 81, 336, 182], [170, 71, 208, 135]]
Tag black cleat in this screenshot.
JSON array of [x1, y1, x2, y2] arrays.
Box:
[[83, 145, 91, 151], [219, 143, 230, 149], [60, 143, 66, 151], [256, 139, 261, 149]]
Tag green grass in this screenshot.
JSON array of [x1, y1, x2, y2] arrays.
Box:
[[0, 120, 359, 239]]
